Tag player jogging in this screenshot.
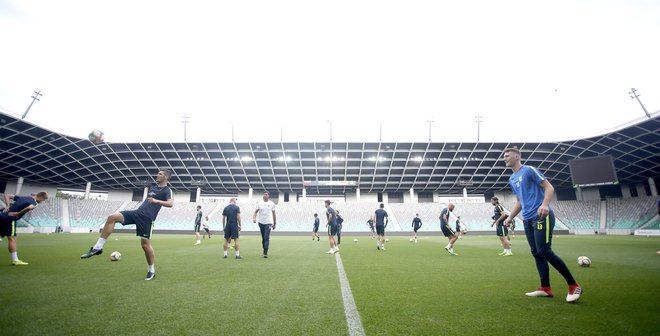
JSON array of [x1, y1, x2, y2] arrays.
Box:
[[194, 205, 203, 245], [222, 198, 241, 259], [503, 148, 582, 303], [411, 213, 422, 243], [81, 169, 173, 281], [324, 200, 338, 254], [440, 204, 459, 255], [312, 213, 320, 241], [374, 203, 388, 250], [253, 191, 276, 258], [490, 197, 512, 256], [1, 192, 48, 265]]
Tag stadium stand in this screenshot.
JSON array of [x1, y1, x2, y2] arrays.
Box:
[[18, 198, 62, 227], [69, 199, 125, 228], [607, 197, 660, 229], [553, 200, 601, 230], [388, 203, 445, 232]]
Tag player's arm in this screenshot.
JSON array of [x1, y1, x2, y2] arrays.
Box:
[[222, 215, 227, 231], [419, 219, 422, 228], [272, 210, 277, 229], [326, 212, 331, 227], [9, 204, 35, 218], [538, 179, 554, 218], [3, 194, 14, 209], [384, 214, 389, 227], [504, 197, 521, 226], [253, 209, 259, 223], [148, 197, 173, 208], [237, 213, 242, 231]]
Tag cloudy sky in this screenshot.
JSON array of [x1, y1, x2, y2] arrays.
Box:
[[1, 0, 658, 143]]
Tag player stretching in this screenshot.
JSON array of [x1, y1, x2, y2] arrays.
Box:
[[1, 192, 48, 265], [411, 213, 422, 243], [253, 191, 276, 258], [324, 200, 338, 254], [440, 204, 459, 255], [312, 213, 320, 241], [194, 205, 203, 245], [490, 197, 512, 256], [374, 204, 388, 250], [367, 217, 376, 239], [81, 169, 173, 281], [222, 198, 241, 259], [503, 148, 581, 303]]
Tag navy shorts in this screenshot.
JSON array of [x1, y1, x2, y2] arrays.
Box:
[[313, 224, 319, 233], [203, 228, 210, 233], [328, 224, 338, 236], [413, 225, 421, 232], [120, 210, 154, 239], [441, 224, 455, 237], [376, 225, 385, 236], [0, 214, 17, 237], [194, 224, 201, 233], [496, 222, 509, 236], [224, 223, 239, 239]]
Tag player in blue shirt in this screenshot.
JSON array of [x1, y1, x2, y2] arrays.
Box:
[[312, 213, 320, 241], [81, 169, 173, 281], [222, 198, 242, 259], [502, 148, 582, 303], [1, 192, 48, 265], [324, 200, 338, 254], [411, 214, 422, 243], [439, 204, 459, 255], [374, 204, 388, 250]]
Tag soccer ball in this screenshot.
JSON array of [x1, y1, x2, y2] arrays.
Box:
[[385, 238, 390, 242], [110, 251, 122, 261], [409, 238, 415, 243], [88, 129, 105, 144], [577, 256, 590, 267], [353, 238, 358, 243]]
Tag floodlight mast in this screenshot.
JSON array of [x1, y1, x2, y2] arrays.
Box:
[[181, 115, 190, 142], [22, 90, 42, 119], [629, 88, 650, 118]]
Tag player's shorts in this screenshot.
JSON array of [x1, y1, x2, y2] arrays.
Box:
[[194, 224, 201, 233], [455, 225, 461, 232], [0, 214, 17, 237], [120, 210, 154, 239], [376, 224, 385, 236], [327, 224, 338, 236], [496, 223, 509, 236], [369, 224, 375, 231], [224, 223, 239, 239], [313, 224, 319, 233], [413, 225, 421, 232], [441, 224, 455, 237], [203, 228, 210, 233]]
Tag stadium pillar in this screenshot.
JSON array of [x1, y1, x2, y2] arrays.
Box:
[[649, 177, 658, 196], [84, 182, 92, 199], [576, 187, 583, 201], [463, 187, 467, 201], [248, 187, 253, 202], [15, 177, 24, 195], [143, 187, 149, 201], [409, 188, 415, 203], [302, 187, 307, 202], [356, 188, 361, 202], [195, 187, 201, 202]]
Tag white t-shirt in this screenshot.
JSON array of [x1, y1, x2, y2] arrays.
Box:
[[256, 200, 276, 224]]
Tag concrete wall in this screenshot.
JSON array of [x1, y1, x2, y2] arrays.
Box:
[[107, 190, 133, 202], [173, 190, 192, 202], [359, 192, 379, 203], [580, 187, 600, 201]]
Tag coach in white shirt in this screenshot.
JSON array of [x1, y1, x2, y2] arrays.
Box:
[[253, 191, 276, 258]]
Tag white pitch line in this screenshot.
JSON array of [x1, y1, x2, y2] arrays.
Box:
[[335, 253, 366, 336]]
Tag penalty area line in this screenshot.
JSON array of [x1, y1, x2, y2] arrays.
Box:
[[335, 253, 365, 336]]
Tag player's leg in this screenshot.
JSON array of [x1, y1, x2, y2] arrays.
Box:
[[81, 212, 125, 258], [8, 235, 27, 265], [194, 225, 201, 245], [141, 238, 156, 280], [258, 223, 266, 253], [262, 224, 271, 257], [523, 218, 553, 297], [223, 228, 230, 258]]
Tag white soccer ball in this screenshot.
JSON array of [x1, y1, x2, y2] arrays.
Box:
[[385, 238, 390, 242], [110, 251, 122, 261], [88, 129, 105, 144], [353, 238, 358, 243], [409, 238, 414, 242], [577, 256, 590, 267]]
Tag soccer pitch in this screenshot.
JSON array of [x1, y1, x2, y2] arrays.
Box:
[[1, 233, 658, 336]]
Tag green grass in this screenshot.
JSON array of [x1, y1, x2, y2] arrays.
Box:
[[0, 233, 659, 335]]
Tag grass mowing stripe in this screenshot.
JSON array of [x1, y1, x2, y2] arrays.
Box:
[[335, 252, 365, 336]]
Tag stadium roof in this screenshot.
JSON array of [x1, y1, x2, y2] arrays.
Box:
[[1, 111, 658, 195]]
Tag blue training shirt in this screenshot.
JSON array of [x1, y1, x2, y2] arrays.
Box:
[[439, 207, 451, 226], [509, 165, 551, 220], [6, 195, 37, 220], [326, 207, 338, 227], [136, 185, 172, 221], [222, 204, 241, 225], [375, 208, 388, 226]]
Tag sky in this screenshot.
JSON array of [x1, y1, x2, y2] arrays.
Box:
[[0, 0, 658, 143]]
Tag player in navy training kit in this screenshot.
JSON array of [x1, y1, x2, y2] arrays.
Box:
[[503, 148, 582, 303], [411, 214, 422, 243], [336, 210, 344, 246], [222, 197, 242, 259], [312, 213, 320, 241], [374, 204, 388, 250], [194, 205, 203, 245], [324, 200, 338, 254], [1, 192, 48, 265], [440, 204, 459, 255], [490, 197, 512, 256], [367, 217, 376, 239], [81, 169, 173, 281]]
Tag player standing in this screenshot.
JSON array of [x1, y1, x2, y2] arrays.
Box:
[[312, 213, 320, 241], [202, 216, 211, 239], [324, 200, 338, 254], [194, 205, 203, 245], [367, 217, 376, 239], [374, 204, 388, 250], [253, 191, 276, 258], [222, 198, 241, 259], [336, 210, 344, 248], [81, 169, 173, 281], [490, 197, 512, 256], [1, 192, 49, 265], [411, 213, 422, 243], [440, 204, 459, 255], [503, 148, 581, 302]]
